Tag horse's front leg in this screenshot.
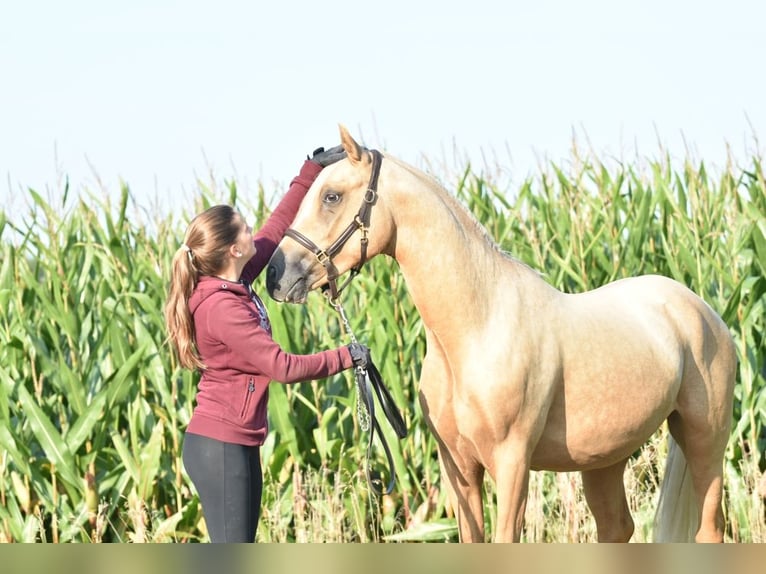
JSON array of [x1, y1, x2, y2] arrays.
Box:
[[492, 439, 533, 542], [420, 387, 487, 542], [418, 344, 486, 542], [436, 441, 486, 542]]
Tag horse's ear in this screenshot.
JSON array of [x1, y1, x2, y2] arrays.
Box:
[[339, 124, 364, 165]]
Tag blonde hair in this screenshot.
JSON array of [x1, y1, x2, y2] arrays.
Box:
[[164, 205, 242, 370]]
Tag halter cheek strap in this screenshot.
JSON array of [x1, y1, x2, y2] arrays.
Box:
[[284, 149, 383, 301]]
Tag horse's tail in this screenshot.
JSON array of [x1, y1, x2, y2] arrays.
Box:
[[652, 436, 699, 542]]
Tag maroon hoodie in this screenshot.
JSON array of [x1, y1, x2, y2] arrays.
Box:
[[186, 160, 354, 446]]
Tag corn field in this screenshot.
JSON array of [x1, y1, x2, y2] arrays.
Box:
[[0, 149, 764, 542]]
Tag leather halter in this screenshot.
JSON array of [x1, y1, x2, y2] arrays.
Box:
[[284, 149, 383, 301]]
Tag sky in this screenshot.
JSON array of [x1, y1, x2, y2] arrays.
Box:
[[1, 0, 764, 217]]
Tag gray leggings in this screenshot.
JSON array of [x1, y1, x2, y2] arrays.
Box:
[[182, 432, 263, 543]]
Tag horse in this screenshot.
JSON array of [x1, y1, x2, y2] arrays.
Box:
[[265, 125, 737, 542]]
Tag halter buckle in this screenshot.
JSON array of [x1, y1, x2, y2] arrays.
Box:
[[316, 250, 331, 265]]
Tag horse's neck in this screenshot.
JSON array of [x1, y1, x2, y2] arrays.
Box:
[[387, 164, 544, 335]]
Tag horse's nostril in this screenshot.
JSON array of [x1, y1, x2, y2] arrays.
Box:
[[266, 265, 279, 293]]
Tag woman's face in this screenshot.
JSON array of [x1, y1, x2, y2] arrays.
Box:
[[234, 215, 256, 260]]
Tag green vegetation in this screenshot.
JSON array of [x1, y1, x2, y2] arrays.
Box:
[[0, 149, 763, 542]]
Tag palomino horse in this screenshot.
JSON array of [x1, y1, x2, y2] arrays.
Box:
[[266, 125, 737, 542]]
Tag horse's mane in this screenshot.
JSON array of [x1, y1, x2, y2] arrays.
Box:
[[386, 154, 523, 265], [386, 155, 500, 246]]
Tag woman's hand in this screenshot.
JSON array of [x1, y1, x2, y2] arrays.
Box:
[[310, 145, 347, 167], [347, 342, 371, 369]]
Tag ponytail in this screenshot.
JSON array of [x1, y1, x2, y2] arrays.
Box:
[[165, 244, 205, 370]]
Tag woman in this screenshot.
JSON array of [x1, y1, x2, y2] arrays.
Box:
[[164, 146, 368, 542]]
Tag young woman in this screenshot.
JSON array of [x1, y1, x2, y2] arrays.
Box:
[[164, 146, 367, 542]]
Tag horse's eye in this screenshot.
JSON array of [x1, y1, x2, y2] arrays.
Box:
[[322, 191, 341, 205]]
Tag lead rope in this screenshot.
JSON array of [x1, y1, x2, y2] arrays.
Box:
[[330, 296, 371, 433], [327, 293, 407, 495]]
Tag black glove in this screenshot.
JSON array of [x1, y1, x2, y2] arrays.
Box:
[[309, 145, 346, 167], [347, 342, 371, 369]]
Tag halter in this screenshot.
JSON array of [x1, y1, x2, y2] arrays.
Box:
[[284, 149, 383, 302]]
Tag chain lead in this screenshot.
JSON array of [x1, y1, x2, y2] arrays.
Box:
[[331, 297, 358, 345], [328, 295, 370, 432]]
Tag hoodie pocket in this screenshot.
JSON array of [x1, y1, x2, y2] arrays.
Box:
[[239, 376, 256, 419]]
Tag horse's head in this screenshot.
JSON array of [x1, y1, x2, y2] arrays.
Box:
[[266, 125, 393, 303]]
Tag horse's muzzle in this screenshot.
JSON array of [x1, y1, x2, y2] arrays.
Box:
[[266, 249, 316, 303]]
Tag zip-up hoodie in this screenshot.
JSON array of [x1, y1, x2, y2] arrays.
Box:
[[186, 160, 354, 446]]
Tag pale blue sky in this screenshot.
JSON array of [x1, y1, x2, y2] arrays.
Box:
[[1, 0, 764, 215]]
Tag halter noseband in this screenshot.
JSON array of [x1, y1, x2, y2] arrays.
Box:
[[284, 149, 383, 301]]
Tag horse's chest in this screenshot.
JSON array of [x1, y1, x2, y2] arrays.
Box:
[[421, 378, 506, 464]]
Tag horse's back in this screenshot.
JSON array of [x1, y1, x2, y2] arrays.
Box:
[[573, 274, 730, 343]]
